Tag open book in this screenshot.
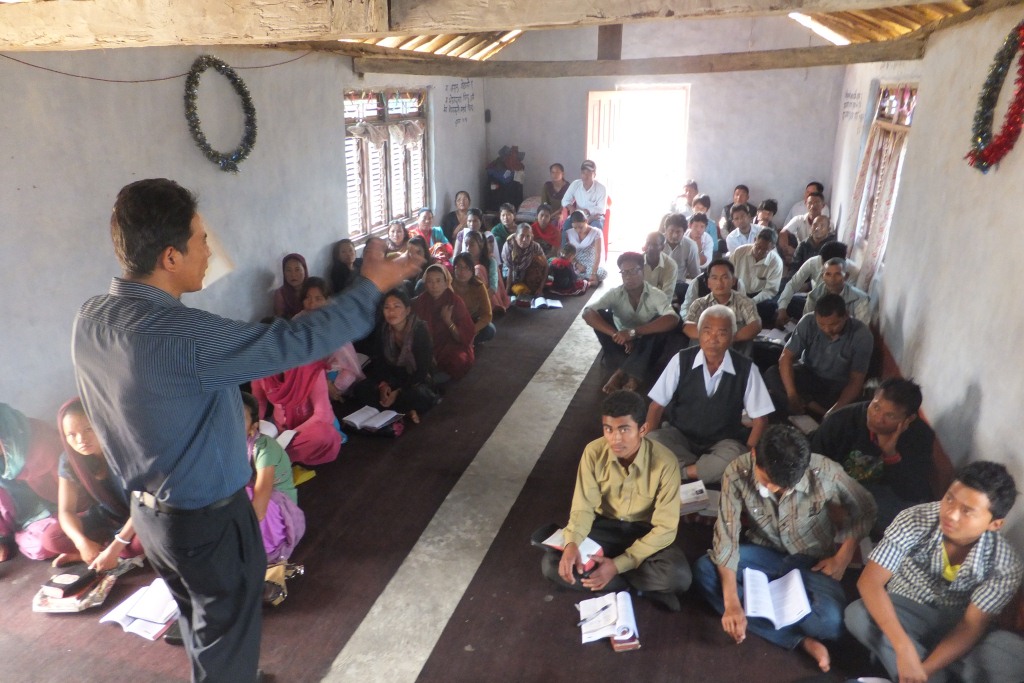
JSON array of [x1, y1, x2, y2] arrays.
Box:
[[578, 591, 639, 649], [743, 567, 811, 629], [342, 406, 402, 431], [100, 578, 179, 640], [539, 527, 603, 571], [530, 296, 562, 309]]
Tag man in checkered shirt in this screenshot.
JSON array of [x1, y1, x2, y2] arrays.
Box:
[[846, 461, 1024, 683]]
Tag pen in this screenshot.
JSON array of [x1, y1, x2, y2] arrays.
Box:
[[576, 603, 611, 627]]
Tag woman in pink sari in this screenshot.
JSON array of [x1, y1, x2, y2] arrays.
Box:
[[0, 403, 61, 561], [413, 265, 475, 381], [251, 360, 341, 467]]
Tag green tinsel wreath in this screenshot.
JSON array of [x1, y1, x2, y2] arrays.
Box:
[[184, 55, 257, 173]]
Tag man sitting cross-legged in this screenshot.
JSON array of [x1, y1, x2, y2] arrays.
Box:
[[582, 252, 679, 394], [683, 258, 761, 352], [693, 425, 877, 672], [765, 293, 873, 418], [538, 390, 691, 611], [645, 305, 774, 484], [846, 461, 1024, 683]]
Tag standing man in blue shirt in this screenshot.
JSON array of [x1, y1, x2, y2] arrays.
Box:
[[72, 178, 419, 682]]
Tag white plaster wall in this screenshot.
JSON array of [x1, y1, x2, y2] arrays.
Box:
[[486, 18, 840, 219], [0, 46, 485, 420], [877, 7, 1024, 546]]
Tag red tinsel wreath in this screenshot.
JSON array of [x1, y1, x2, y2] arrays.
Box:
[[966, 20, 1024, 172]]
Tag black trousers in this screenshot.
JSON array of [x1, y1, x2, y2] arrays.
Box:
[[593, 310, 669, 383], [132, 488, 266, 683], [539, 517, 691, 595]]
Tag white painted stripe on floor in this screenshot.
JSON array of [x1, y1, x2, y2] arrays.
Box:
[[324, 312, 600, 683]]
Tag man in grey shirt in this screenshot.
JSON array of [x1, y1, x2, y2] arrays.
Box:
[[765, 293, 873, 419]]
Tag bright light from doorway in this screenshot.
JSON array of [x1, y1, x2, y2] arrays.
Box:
[[789, 13, 851, 46]]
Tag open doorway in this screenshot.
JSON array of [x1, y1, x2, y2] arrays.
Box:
[[586, 88, 689, 256]]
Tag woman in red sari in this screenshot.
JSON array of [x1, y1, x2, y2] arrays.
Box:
[[251, 360, 341, 467], [413, 264, 475, 381]]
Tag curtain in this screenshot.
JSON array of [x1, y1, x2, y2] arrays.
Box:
[[842, 123, 910, 292]]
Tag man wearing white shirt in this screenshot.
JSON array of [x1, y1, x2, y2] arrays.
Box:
[[777, 241, 851, 326], [561, 159, 607, 231], [669, 179, 699, 218], [730, 228, 784, 328], [664, 214, 700, 302], [687, 212, 715, 269], [644, 305, 774, 483], [784, 181, 831, 225], [725, 204, 757, 254], [779, 192, 826, 266]]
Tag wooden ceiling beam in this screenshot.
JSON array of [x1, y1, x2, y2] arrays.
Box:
[[390, 0, 935, 35], [353, 33, 928, 78]]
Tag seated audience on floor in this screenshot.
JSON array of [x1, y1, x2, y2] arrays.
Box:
[[409, 207, 449, 250], [663, 214, 700, 302], [766, 294, 874, 418], [542, 163, 569, 214], [582, 252, 678, 394], [642, 231, 677, 300], [724, 203, 757, 254], [565, 210, 607, 286], [492, 202, 517, 254], [503, 223, 548, 300], [754, 198, 779, 233], [241, 392, 305, 563], [793, 215, 835, 272], [353, 289, 440, 424], [332, 239, 360, 296], [670, 179, 699, 218], [413, 264, 475, 382], [0, 403, 61, 562], [273, 253, 308, 319], [531, 203, 561, 256], [453, 208, 502, 270], [546, 244, 589, 296], [646, 305, 773, 483], [720, 184, 757, 238], [451, 253, 496, 345], [386, 220, 410, 256], [403, 236, 432, 297], [730, 228, 784, 329], [688, 211, 717, 270], [694, 425, 876, 673], [300, 277, 365, 402], [692, 194, 720, 249], [779, 191, 826, 267], [464, 229, 511, 313], [776, 240, 850, 326], [811, 378, 934, 536], [784, 181, 831, 225], [560, 159, 608, 233], [683, 259, 761, 349], [252, 358, 342, 468], [537, 390, 691, 612], [49, 399, 143, 569], [440, 190, 471, 242], [803, 257, 869, 324], [846, 461, 1024, 683]]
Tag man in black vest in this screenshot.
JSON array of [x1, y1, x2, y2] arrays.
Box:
[[644, 305, 775, 483]]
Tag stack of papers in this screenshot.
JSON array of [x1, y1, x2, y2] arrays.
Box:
[[100, 578, 179, 640]]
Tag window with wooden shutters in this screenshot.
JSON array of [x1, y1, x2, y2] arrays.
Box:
[[344, 90, 428, 238]]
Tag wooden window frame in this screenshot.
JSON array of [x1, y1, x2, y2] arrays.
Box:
[[344, 90, 428, 240]]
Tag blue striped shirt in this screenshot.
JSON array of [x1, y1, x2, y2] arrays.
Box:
[[870, 502, 1023, 614], [72, 277, 381, 509]]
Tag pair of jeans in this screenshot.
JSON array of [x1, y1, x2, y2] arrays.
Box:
[[693, 544, 846, 649]]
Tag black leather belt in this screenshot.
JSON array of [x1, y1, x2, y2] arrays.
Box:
[[133, 489, 239, 514]]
